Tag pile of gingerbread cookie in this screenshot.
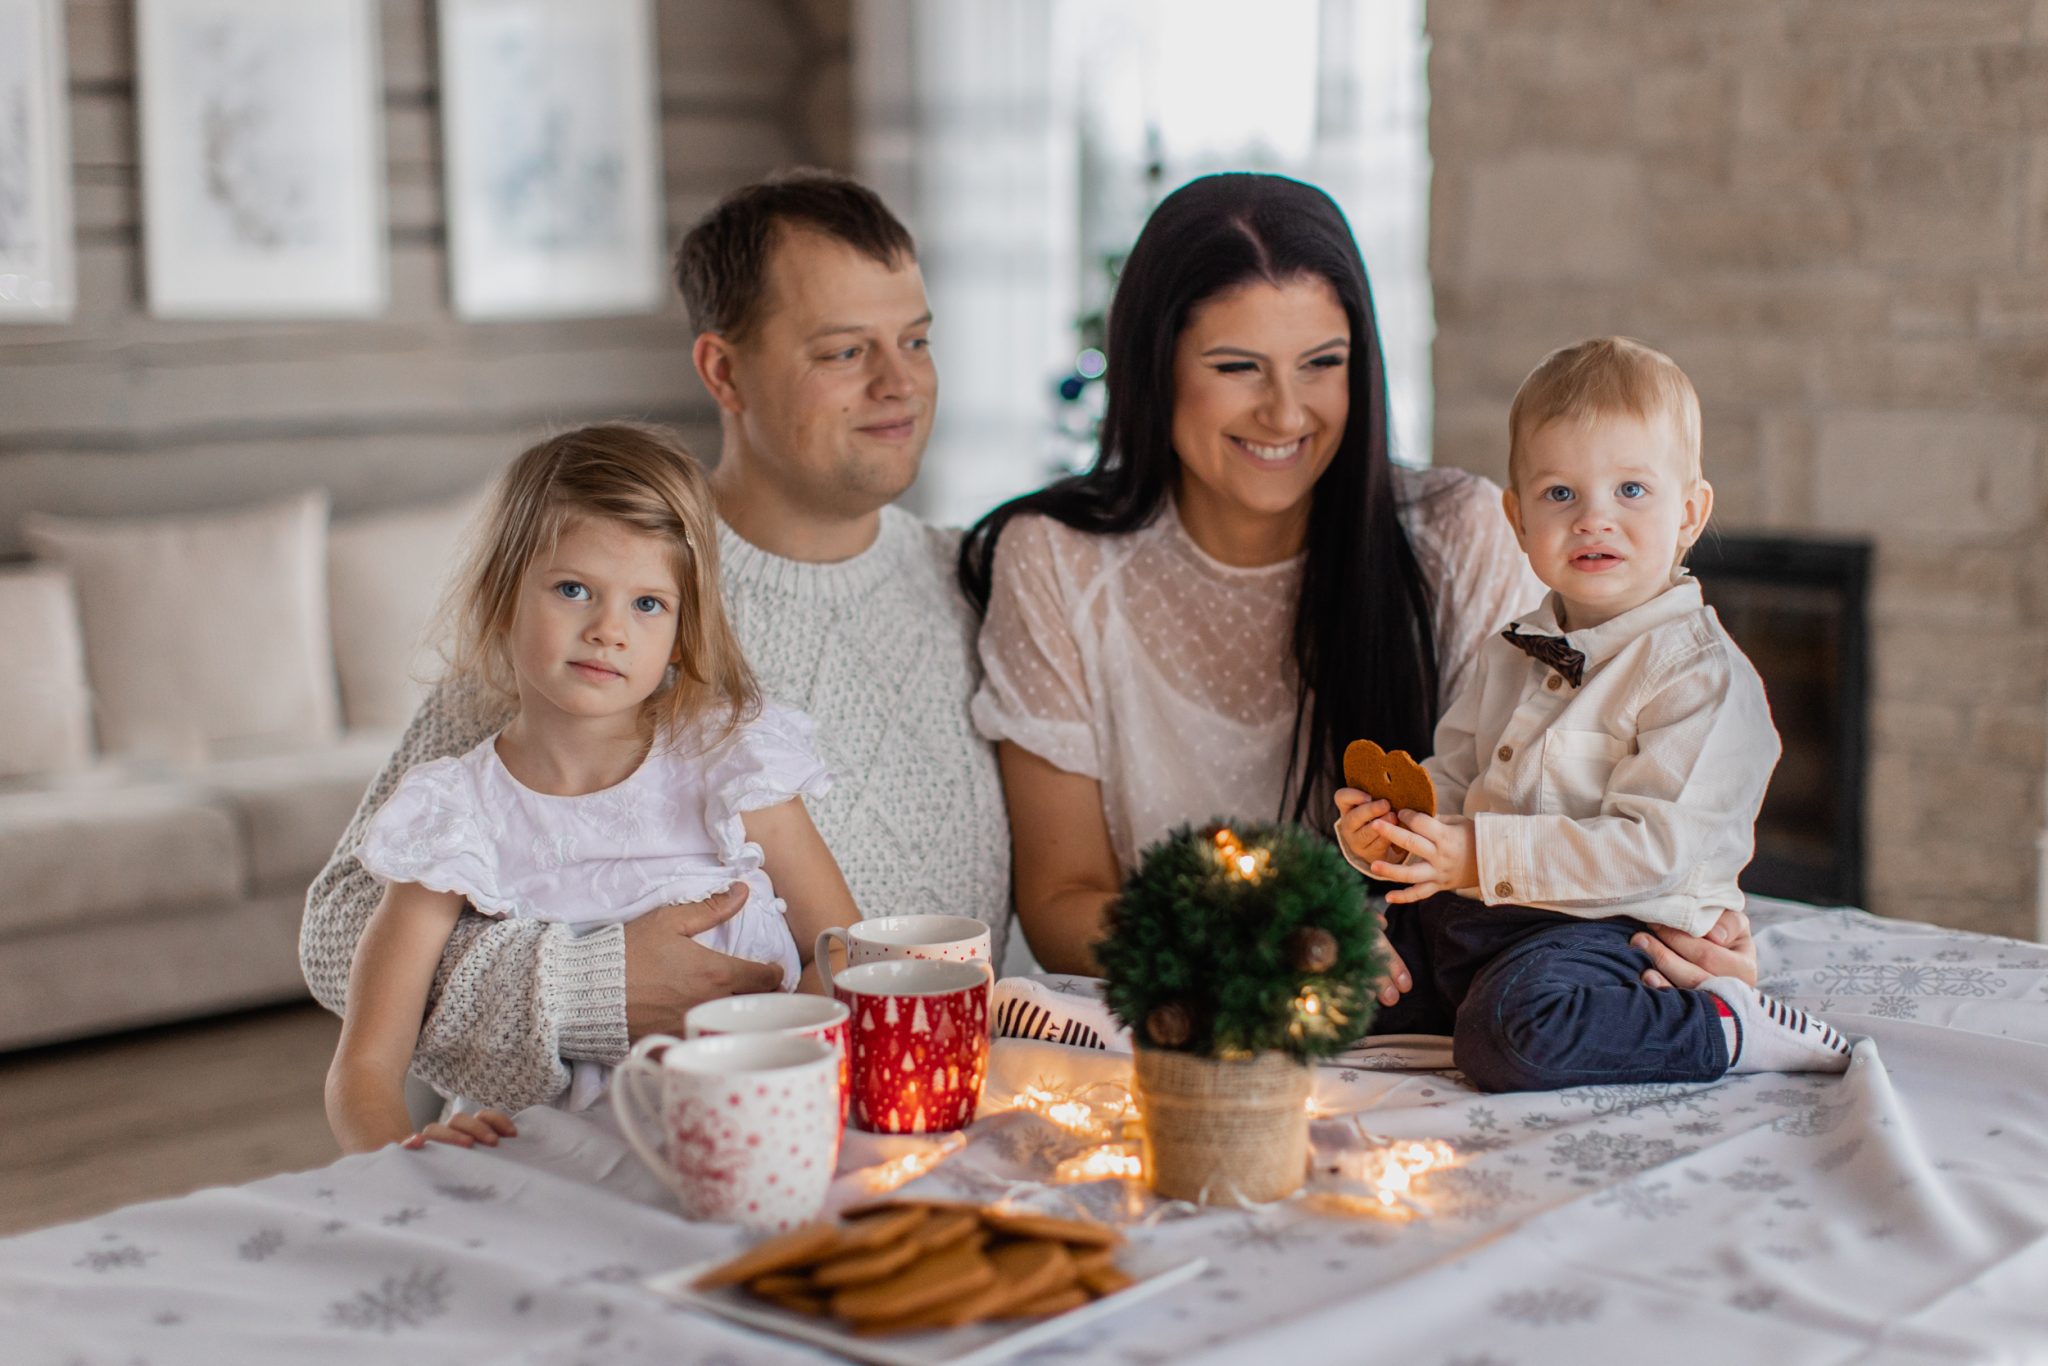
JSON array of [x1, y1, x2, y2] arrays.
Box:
[[694, 1199, 1136, 1336]]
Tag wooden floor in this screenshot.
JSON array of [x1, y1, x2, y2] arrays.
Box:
[[0, 1003, 342, 1237]]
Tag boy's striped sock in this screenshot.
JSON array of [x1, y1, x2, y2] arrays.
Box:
[[1704, 976, 1852, 1074], [989, 975, 1132, 1053]]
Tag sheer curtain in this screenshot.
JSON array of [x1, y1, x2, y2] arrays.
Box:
[[855, 0, 1430, 528]]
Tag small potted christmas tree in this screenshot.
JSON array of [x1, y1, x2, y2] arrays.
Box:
[[1097, 821, 1384, 1204]]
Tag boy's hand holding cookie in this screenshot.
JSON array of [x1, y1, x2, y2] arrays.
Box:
[[1333, 788, 1395, 867], [1368, 812, 1477, 905]]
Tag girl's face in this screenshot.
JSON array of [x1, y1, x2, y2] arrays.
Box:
[[506, 516, 684, 728], [1169, 274, 1350, 561]]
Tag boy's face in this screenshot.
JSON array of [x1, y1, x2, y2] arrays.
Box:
[[1503, 411, 1712, 631]]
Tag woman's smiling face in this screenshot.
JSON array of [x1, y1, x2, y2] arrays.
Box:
[[1169, 275, 1350, 562]]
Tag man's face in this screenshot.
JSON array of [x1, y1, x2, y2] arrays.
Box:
[[726, 229, 936, 516]]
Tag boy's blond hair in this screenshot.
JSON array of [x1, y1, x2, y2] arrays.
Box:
[[439, 422, 758, 748], [1507, 336, 1702, 489]]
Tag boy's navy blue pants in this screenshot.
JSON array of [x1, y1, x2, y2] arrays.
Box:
[[1366, 894, 1731, 1092]]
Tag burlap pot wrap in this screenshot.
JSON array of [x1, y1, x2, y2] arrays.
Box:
[[1132, 1046, 1312, 1204]]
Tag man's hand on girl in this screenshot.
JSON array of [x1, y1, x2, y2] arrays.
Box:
[[1368, 812, 1477, 904], [402, 1109, 517, 1150]]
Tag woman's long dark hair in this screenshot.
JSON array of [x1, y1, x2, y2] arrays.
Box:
[[958, 172, 1439, 824]]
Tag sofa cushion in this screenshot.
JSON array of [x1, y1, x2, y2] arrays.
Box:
[[22, 491, 341, 763], [328, 489, 483, 732], [0, 890, 311, 1051], [0, 566, 94, 779], [202, 733, 394, 893], [0, 782, 243, 937]]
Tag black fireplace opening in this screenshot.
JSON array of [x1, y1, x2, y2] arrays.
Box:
[[1690, 534, 1871, 909]]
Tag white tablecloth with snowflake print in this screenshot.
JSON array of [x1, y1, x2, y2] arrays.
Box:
[[6, 898, 2048, 1365]]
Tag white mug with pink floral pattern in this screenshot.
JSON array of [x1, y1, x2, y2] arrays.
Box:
[[611, 1032, 841, 1229], [815, 914, 991, 979]]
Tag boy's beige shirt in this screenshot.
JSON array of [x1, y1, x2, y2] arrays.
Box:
[[1413, 573, 1780, 937]]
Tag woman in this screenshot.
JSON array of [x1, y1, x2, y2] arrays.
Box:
[[960, 173, 1753, 1000]]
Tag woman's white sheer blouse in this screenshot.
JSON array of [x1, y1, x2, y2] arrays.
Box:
[[971, 467, 1543, 873]]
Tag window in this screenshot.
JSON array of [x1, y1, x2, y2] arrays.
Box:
[[858, 0, 1433, 527]]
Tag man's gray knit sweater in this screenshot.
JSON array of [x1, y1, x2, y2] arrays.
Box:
[[299, 507, 1012, 1109]]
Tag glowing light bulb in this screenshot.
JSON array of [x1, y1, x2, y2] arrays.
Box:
[[859, 1133, 967, 1193], [1364, 1138, 1457, 1206], [1053, 1144, 1146, 1183]]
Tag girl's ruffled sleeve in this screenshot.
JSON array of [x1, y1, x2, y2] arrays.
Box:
[[354, 756, 509, 914], [700, 702, 834, 866]]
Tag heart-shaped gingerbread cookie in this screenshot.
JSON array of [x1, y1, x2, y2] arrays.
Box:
[[1342, 739, 1436, 818]]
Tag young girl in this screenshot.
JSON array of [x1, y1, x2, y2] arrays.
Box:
[[326, 423, 860, 1154]]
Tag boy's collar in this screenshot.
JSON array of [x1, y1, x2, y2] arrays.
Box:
[[1513, 571, 1703, 672]]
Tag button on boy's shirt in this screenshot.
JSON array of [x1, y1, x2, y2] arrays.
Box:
[[1419, 573, 1780, 937]]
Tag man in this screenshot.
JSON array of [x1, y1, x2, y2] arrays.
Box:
[[301, 171, 1011, 1111]]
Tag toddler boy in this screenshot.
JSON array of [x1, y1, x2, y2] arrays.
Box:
[[1335, 337, 1850, 1092]]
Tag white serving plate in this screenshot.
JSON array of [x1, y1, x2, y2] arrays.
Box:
[[647, 1242, 1207, 1366]]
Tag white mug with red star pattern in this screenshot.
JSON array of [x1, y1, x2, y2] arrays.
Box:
[[611, 1032, 841, 1229], [815, 914, 991, 978]]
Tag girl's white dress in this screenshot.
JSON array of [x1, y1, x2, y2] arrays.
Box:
[[356, 701, 831, 1109]]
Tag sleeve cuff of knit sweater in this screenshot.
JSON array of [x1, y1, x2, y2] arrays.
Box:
[[547, 922, 631, 1065]]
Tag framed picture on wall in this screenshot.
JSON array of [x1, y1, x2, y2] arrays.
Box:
[[0, 0, 76, 322], [438, 0, 666, 320], [135, 0, 387, 319]]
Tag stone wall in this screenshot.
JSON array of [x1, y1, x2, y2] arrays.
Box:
[[0, 0, 851, 552], [1426, 0, 2048, 939]]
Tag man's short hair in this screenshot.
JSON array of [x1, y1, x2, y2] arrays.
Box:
[[675, 168, 916, 341], [1507, 336, 1702, 487]]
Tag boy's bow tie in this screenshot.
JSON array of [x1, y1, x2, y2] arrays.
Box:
[[1501, 627, 1585, 688]]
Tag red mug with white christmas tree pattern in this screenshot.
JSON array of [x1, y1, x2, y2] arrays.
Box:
[[832, 959, 994, 1134]]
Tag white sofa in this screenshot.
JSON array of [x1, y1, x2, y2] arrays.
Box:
[[0, 488, 478, 1050]]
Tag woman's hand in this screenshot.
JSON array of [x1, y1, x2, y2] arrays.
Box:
[[1632, 907, 1756, 990], [403, 1109, 517, 1150], [1373, 909, 1414, 1007], [1333, 792, 1416, 1005]]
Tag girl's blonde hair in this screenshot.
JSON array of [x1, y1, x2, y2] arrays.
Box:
[[441, 422, 757, 747]]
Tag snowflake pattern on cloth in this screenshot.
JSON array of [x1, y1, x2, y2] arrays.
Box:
[[9, 899, 2048, 1365]]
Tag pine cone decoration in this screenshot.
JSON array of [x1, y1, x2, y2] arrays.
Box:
[[1146, 1002, 1193, 1047], [1287, 926, 1339, 974]]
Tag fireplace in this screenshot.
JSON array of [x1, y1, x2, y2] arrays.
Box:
[[1689, 535, 1872, 908]]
